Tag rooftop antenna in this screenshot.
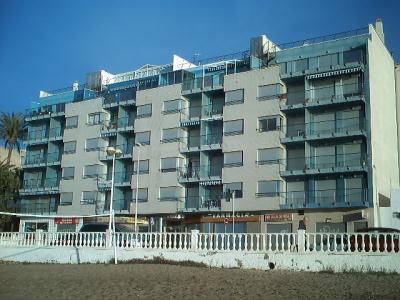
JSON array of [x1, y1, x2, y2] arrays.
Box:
[[193, 52, 201, 65]]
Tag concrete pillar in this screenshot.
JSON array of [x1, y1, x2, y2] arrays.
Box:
[[191, 229, 199, 251], [297, 229, 306, 253]]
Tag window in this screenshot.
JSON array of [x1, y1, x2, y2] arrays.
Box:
[[136, 131, 151, 145], [84, 164, 100, 178], [87, 113, 102, 125], [163, 99, 181, 114], [257, 180, 281, 197], [318, 54, 339, 68], [224, 151, 243, 167], [85, 138, 101, 151], [224, 182, 243, 198], [294, 58, 308, 73], [224, 119, 244, 136], [81, 191, 97, 205], [161, 157, 178, 172], [63, 141, 76, 154], [133, 188, 148, 202], [159, 186, 181, 201], [60, 192, 73, 205], [133, 160, 149, 174], [343, 48, 364, 65], [257, 84, 282, 100], [62, 167, 75, 180], [225, 89, 244, 105], [258, 116, 281, 132], [137, 104, 152, 118], [162, 128, 180, 143], [257, 148, 281, 164], [65, 116, 78, 128]]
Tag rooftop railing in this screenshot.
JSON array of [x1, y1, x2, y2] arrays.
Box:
[[277, 27, 369, 50]]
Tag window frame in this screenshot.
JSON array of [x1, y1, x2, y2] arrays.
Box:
[[224, 151, 243, 168], [256, 180, 281, 197], [159, 186, 181, 201], [135, 131, 151, 145], [133, 159, 150, 174], [257, 115, 282, 132], [162, 99, 181, 115], [223, 182, 243, 198], [60, 192, 73, 205], [224, 119, 244, 136], [161, 127, 181, 143], [257, 147, 282, 165], [81, 191, 97, 205], [133, 188, 149, 202], [62, 167, 75, 180], [225, 89, 244, 105], [87, 112, 102, 125], [85, 138, 101, 152], [65, 116, 78, 129], [257, 84, 283, 101], [160, 157, 178, 173], [136, 104, 152, 118], [63, 141, 77, 154], [83, 164, 100, 179]]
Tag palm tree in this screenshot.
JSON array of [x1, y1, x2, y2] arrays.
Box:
[[0, 112, 24, 165]]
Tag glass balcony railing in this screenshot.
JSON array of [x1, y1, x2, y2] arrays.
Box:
[[103, 87, 136, 106], [281, 117, 365, 140], [201, 133, 223, 147], [182, 73, 224, 93], [26, 128, 49, 142], [178, 165, 222, 181], [281, 82, 364, 109], [177, 195, 222, 211], [47, 152, 62, 164], [22, 178, 60, 191], [281, 188, 368, 209], [114, 171, 133, 184], [180, 106, 202, 121], [112, 198, 130, 212], [23, 154, 47, 166], [202, 103, 224, 118], [117, 117, 135, 130], [282, 153, 367, 174], [179, 136, 201, 152], [19, 203, 57, 214]]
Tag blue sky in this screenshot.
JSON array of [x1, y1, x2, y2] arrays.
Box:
[[0, 0, 399, 113]]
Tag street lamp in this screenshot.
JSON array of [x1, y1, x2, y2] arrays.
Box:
[[134, 142, 142, 233], [106, 146, 122, 236]]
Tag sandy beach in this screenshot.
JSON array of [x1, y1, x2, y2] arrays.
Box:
[[0, 263, 398, 299]]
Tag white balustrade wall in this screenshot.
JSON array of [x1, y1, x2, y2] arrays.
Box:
[[0, 230, 399, 254]]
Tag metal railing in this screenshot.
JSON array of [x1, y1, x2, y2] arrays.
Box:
[[178, 164, 222, 181], [1, 229, 399, 255]]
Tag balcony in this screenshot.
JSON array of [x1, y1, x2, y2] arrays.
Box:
[[117, 117, 135, 133], [280, 188, 369, 209], [177, 195, 222, 212], [202, 103, 223, 121], [20, 178, 60, 196], [178, 166, 201, 183], [114, 171, 132, 187], [281, 83, 365, 112], [100, 120, 118, 137], [182, 73, 224, 94], [112, 198, 130, 212], [46, 152, 62, 166], [179, 136, 201, 153], [280, 153, 367, 178], [102, 87, 136, 108], [201, 133, 223, 151], [25, 103, 66, 122], [180, 106, 201, 127], [25, 127, 64, 145], [19, 204, 58, 215], [281, 117, 366, 144], [22, 154, 47, 169], [97, 174, 112, 191]]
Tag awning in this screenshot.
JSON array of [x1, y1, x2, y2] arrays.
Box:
[[181, 120, 200, 126], [306, 67, 362, 80], [200, 180, 222, 186]]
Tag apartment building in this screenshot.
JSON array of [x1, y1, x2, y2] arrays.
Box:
[[19, 20, 400, 233]]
